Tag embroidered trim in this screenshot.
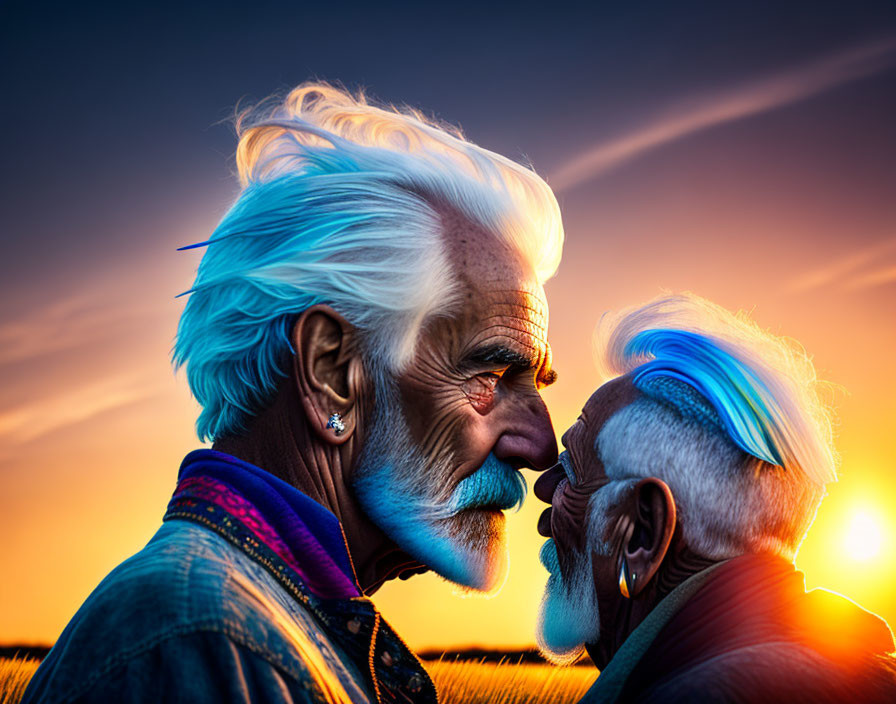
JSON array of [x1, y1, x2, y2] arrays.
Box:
[[175, 476, 304, 575], [369, 611, 383, 704], [165, 505, 313, 610], [164, 471, 438, 703]]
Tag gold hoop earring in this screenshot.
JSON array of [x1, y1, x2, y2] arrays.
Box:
[[619, 561, 636, 599]]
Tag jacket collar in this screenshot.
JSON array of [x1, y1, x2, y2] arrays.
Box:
[[168, 448, 361, 598], [580, 559, 727, 703], [163, 449, 438, 704]]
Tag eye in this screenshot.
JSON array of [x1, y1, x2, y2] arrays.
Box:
[[462, 371, 503, 414]]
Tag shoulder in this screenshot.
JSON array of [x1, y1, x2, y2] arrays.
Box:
[[24, 520, 370, 704], [57, 520, 252, 642], [26, 629, 362, 704], [638, 641, 896, 704]]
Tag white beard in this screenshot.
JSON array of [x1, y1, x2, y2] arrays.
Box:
[[536, 481, 630, 664], [352, 373, 524, 592], [536, 538, 600, 664]]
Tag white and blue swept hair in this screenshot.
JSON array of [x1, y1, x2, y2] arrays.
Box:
[[174, 83, 564, 441], [593, 293, 837, 560]]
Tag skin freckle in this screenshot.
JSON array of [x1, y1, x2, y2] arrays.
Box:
[[391, 212, 557, 523]]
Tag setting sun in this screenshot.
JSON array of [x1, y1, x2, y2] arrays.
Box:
[[843, 510, 884, 562]]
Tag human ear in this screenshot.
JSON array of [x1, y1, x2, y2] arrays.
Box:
[[622, 478, 676, 598], [292, 305, 366, 445]]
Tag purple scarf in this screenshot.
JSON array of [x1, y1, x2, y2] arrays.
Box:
[[166, 449, 361, 600]]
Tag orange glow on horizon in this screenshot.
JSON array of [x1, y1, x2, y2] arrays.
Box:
[[2, 227, 896, 652], [3, 55, 896, 652]]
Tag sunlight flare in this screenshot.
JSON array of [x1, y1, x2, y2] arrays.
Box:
[[842, 510, 884, 561]]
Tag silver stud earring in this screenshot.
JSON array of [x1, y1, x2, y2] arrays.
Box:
[[326, 412, 346, 436]]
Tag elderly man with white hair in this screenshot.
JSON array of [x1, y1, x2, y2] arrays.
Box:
[[535, 294, 896, 703], [23, 84, 563, 704]]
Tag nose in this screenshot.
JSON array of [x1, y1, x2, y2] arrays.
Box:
[[493, 395, 558, 471], [534, 463, 565, 504]]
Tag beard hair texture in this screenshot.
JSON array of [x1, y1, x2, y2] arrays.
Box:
[[536, 481, 632, 663], [351, 369, 521, 592], [536, 539, 600, 665]]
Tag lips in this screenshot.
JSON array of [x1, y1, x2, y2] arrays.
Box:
[[456, 504, 506, 514]]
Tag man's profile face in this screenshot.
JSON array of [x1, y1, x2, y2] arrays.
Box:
[[353, 219, 558, 591], [534, 377, 639, 660]]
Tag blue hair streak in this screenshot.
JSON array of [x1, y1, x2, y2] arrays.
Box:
[[627, 329, 785, 467]]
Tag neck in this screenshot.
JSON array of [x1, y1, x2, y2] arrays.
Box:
[[587, 542, 718, 669], [212, 379, 424, 593]]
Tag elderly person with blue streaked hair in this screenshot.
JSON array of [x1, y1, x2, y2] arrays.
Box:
[[534, 294, 896, 703], [23, 84, 563, 704]]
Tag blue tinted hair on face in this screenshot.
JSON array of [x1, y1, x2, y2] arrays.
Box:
[[627, 329, 784, 466]]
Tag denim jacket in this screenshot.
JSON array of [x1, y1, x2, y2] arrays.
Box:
[[22, 450, 437, 704]]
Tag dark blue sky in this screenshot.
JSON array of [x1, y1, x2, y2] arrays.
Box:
[[2, 0, 894, 307]]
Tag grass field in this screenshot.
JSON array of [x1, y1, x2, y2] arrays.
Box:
[[0, 656, 594, 704], [426, 659, 596, 703], [0, 659, 38, 704]]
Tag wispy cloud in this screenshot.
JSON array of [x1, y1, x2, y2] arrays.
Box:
[[788, 238, 896, 292], [787, 237, 896, 293], [0, 374, 157, 445], [549, 37, 896, 191], [844, 265, 896, 291], [0, 291, 157, 366]]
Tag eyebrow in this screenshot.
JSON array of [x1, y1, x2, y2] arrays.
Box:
[[539, 366, 559, 387], [461, 343, 558, 387], [462, 344, 536, 370]]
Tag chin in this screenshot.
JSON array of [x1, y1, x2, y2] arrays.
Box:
[[536, 563, 600, 665], [351, 382, 521, 593], [440, 508, 509, 594], [354, 473, 510, 591]]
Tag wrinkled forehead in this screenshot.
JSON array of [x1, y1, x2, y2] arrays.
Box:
[[440, 208, 549, 337], [562, 375, 642, 484]]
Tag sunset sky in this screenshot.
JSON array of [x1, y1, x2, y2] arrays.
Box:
[[2, 1, 895, 650]]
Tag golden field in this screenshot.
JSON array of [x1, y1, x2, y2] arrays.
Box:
[[426, 659, 596, 704], [0, 657, 594, 704], [0, 659, 37, 704]]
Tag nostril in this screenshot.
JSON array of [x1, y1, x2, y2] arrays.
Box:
[[494, 434, 555, 472], [525, 441, 558, 473]]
